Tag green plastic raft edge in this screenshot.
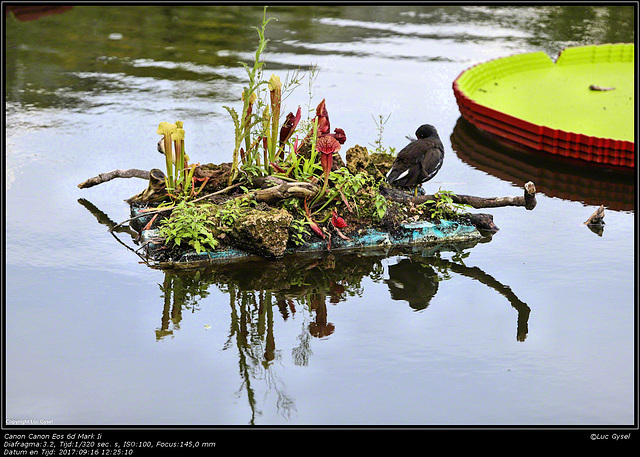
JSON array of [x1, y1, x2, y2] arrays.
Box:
[[455, 43, 635, 143], [140, 220, 482, 269]]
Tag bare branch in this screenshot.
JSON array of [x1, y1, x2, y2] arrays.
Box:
[[384, 181, 537, 210], [78, 169, 150, 189]]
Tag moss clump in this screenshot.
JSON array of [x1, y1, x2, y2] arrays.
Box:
[[346, 145, 393, 181]]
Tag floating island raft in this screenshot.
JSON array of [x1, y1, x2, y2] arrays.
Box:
[[120, 148, 537, 269], [132, 205, 483, 269], [453, 43, 634, 169], [81, 144, 536, 270]]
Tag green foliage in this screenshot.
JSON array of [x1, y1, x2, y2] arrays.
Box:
[[297, 119, 323, 181], [160, 200, 219, 254], [331, 168, 367, 197], [288, 219, 311, 246], [312, 168, 366, 215], [423, 188, 472, 220], [302, 168, 389, 225], [215, 197, 255, 232], [373, 192, 388, 220], [224, 6, 274, 185], [282, 196, 304, 217], [222, 7, 327, 187], [281, 198, 311, 246], [159, 197, 260, 254], [334, 169, 387, 220]]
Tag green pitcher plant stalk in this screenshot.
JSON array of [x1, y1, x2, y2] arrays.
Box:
[[261, 104, 271, 171], [157, 121, 177, 190], [157, 120, 200, 200], [172, 122, 186, 183]]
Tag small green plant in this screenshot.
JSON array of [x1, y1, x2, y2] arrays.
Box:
[[373, 192, 387, 220], [301, 168, 388, 228], [160, 200, 219, 254], [288, 219, 311, 246], [370, 113, 396, 156], [215, 197, 255, 232], [424, 188, 472, 220], [312, 168, 366, 215]]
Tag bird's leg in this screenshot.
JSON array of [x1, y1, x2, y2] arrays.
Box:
[[414, 186, 418, 197]]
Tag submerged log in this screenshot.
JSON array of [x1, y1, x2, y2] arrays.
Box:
[[583, 205, 606, 236], [77, 168, 150, 189]]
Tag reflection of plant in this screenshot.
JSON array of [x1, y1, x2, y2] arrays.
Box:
[[156, 271, 212, 340]]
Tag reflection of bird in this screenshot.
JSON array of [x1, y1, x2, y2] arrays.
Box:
[[386, 124, 444, 195], [385, 259, 439, 311]]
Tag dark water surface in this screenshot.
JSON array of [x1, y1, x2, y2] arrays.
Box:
[[5, 5, 636, 427]]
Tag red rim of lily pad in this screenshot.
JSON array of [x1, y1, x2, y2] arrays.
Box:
[[452, 43, 635, 169]]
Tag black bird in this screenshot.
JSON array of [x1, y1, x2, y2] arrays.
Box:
[[386, 124, 444, 195]]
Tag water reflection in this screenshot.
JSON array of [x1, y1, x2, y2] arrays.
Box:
[[79, 198, 532, 346], [153, 247, 531, 423], [5, 5, 73, 22], [6, 5, 634, 112], [78, 198, 533, 423], [386, 258, 439, 311], [386, 250, 531, 341], [451, 117, 635, 212]]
